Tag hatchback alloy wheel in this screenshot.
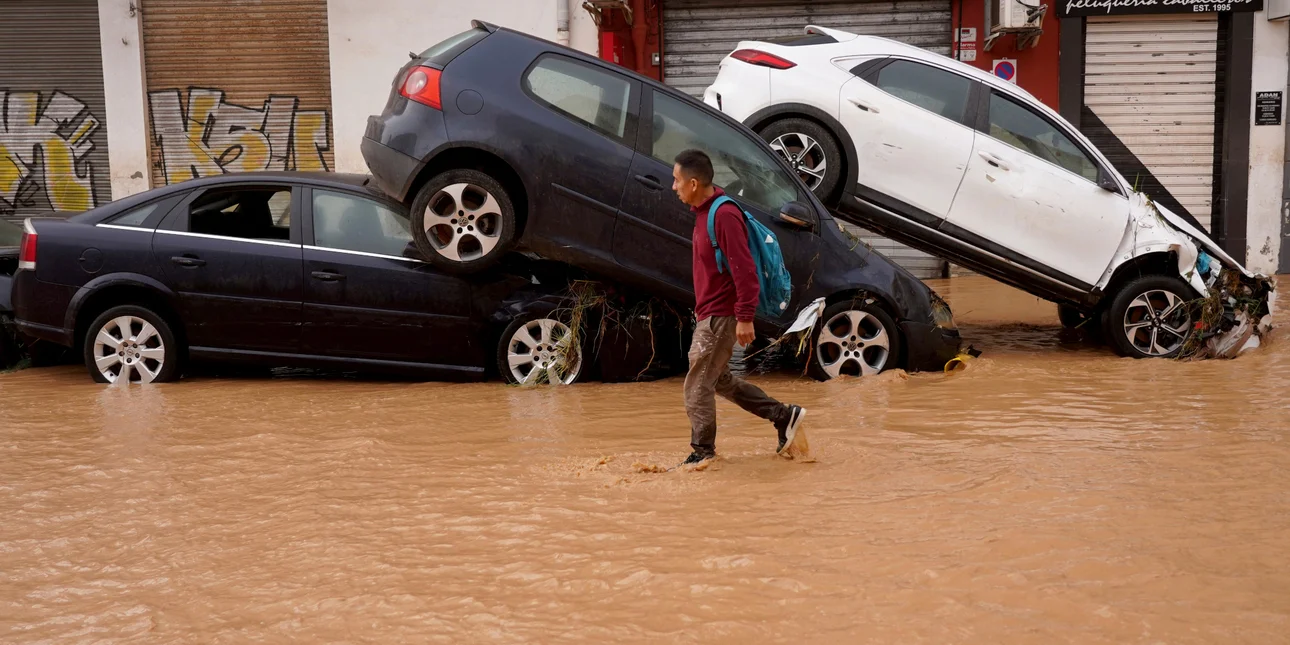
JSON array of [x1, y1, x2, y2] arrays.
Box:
[[424, 182, 504, 262], [814, 309, 891, 378]]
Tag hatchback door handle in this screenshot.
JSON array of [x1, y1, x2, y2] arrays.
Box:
[[978, 151, 1010, 171], [634, 174, 663, 191], [847, 97, 880, 113], [170, 255, 206, 267], [311, 270, 345, 282]]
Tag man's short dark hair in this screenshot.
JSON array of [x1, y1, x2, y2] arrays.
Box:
[[674, 149, 714, 185]]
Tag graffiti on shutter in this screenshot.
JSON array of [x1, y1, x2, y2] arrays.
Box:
[[148, 87, 332, 185], [0, 90, 102, 216]]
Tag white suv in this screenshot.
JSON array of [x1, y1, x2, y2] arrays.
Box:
[[704, 25, 1268, 359]]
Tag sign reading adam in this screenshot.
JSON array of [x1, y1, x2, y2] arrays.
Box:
[[1059, 0, 1263, 16]]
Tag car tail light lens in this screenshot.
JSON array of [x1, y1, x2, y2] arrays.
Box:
[[18, 220, 36, 271], [731, 49, 796, 70], [400, 66, 442, 110]]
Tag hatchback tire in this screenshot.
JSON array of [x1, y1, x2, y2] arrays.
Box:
[[760, 118, 843, 203], [410, 169, 518, 275], [497, 309, 586, 385], [84, 305, 182, 384], [1104, 275, 1196, 359], [808, 300, 901, 381]]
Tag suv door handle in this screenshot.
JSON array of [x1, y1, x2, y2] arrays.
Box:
[[978, 151, 1011, 171], [847, 97, 880, 113], [634, 174, 663, 191], [311, 270, 345, 282], [170, 255, 206, 267]]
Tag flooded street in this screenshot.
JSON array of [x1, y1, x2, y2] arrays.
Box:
[[2, 276, 1288, 643]]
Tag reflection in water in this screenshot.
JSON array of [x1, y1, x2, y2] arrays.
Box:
[[1, 276, 1288, 643]]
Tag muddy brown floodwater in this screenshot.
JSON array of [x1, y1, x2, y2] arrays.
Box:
[[2, 276, 1288, 644]]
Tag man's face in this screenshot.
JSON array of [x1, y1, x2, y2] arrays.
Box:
[[672, 163, 703, 207]]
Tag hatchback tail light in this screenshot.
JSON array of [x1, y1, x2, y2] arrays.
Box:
[[400, 66, 443, 110], [18, 219, 36, 271], [731, 49, 796, 70]]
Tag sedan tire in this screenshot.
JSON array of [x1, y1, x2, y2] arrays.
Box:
[[83, 305, 182, 384], [410, 169, 518, 275], [497, 309, 586, 386], [808, 300, 901, 381], [1104, 275, 1196, 359]]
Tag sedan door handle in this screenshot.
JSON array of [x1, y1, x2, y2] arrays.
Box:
[[633, 174, 663, 191], [311, 270, 345, 282], [847, 97, 880, 113], [170, 255, 206, 267], [978, 151, 1011, 171]]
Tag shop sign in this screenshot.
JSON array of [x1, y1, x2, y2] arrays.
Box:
[[1059, 0, 1263, 17]]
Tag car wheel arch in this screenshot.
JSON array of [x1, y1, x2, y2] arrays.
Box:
[[69, 277, 186, 354], [1095, 250, 1190, 312], [407, 145, 532, 238], [745, 103, 858, 205]]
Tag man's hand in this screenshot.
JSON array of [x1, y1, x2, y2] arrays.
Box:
[[736, 321, 756, 347]]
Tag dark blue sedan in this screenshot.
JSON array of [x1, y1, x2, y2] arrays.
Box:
[[9, 172, 660, 385]]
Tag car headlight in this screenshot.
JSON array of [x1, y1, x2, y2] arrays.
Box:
[[930, 293, 956, 331]]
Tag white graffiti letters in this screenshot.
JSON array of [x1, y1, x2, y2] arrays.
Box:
[[148, 88, 331, 185], [0, 90, 100, 215]]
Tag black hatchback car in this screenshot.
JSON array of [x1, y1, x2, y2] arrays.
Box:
[[362, 20, 961, 378], [10, 172, 690, 385]]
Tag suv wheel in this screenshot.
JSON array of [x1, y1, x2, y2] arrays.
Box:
[[1104, 275, 1196, 359], [83, 305, 182, 384], [760, 118, 843, 202], [808, 300, 901, 381], [497, 310, 585, 385], [410, 169, 518, 274]]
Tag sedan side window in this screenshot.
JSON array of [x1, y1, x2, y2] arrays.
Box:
[[187, 187, 292, 242], [649, 91, 803, 215], [873, 60, 972, 123], [312, 190, 413, 258], [525, 55, 634, 141], [988, 93, 1100, 182]]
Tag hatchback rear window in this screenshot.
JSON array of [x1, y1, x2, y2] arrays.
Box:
[[419, 27, 489, 66]]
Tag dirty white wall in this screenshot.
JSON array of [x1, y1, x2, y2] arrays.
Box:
[[1247, 12, 1289, 274], [97, 0, 151, 200], [327, 0, 600, 174]]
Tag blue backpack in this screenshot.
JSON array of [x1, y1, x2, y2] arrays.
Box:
[[706, 195, 793, 320]]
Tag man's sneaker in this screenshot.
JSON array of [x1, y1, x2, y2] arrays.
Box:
[[679, 450, 715, 467], [776, 405, 806, 455]]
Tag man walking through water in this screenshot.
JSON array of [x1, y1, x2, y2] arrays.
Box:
[[672, 149, 806, 467]]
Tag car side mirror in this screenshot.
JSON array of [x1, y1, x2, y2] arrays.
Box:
[[1097, 171, 1120, 194], [777, 202, 815, 232]]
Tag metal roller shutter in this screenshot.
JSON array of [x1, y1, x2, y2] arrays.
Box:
[[660, 0, 953, 279], [141, 0, 335, 188], [0, 0, 110, 221], [1083, 15, 1219, 232]]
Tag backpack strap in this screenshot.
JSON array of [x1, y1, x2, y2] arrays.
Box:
[[707, 195, 734, 274]]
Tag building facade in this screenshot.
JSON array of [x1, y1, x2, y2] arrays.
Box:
[[1, 0, 1284, 274]]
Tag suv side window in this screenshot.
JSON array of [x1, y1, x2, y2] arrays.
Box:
[[873, 60, 972, 123], [988, 93, 1100, 182], [649, 90, 804, 216], [312, 189, 413, 258], [186, 187, 293, 242], [524, 55, 634, 141]]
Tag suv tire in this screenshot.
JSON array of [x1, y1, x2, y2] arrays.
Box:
[[759, 118, 843, 203], [1104, 275, 1196, 359], [410, 169, 518, 275], [83, 305, 182, 384], [808, 300, 901, 381]]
